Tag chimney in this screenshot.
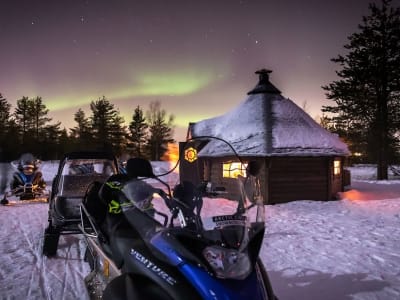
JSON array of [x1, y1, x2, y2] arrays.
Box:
[[247, 69, 281, 95]]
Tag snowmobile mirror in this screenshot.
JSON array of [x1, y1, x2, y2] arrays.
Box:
[[247, 161, 262, 177]]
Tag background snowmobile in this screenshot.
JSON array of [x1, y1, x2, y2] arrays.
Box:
[[79, 137, 277, 300], [1, 153, 48, 205], [42, 151, 119, 256]]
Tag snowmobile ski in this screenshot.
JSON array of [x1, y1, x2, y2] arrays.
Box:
[[1, 196, 49, 206]]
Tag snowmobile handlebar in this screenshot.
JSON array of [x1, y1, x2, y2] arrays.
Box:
[[5, 183, 45, 197]]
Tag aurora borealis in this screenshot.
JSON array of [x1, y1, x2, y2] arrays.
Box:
[[1, 0, 394, 140]]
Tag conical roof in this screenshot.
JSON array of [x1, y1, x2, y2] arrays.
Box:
[[191, 70, 349, 157]]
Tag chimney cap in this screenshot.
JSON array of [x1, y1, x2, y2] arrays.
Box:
[[247, 69, 281, 95]]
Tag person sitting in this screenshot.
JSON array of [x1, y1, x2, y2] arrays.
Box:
[[11, 153, 46, 197]]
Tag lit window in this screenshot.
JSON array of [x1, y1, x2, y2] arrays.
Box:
[[334, 160, 341, 175], [223, 162, 247, 178]]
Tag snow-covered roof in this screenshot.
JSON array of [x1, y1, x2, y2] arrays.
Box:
[[191, 70, 350, 157]]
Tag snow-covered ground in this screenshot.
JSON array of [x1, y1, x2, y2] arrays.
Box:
[[0, 163, 399, 300]]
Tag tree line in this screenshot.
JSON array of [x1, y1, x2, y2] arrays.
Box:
[[0, 94, 174, 162]]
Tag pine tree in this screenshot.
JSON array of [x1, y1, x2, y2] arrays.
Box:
[[145, 101, 175, 161], [128, 105, 148, 158], [322, 0, 400, 179]]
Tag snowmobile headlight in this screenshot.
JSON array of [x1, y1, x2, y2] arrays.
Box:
[[203, 246, 251, 280]]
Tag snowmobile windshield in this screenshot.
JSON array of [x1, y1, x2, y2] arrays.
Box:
[[175, 138, 265, 238], [58, 158, 118, 198], [172, 139, 266, 279], [121, 179, 158, 212], [119, 137, 266, 280]]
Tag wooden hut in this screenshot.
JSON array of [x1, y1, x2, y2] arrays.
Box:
[[179, 69, 350, 204]]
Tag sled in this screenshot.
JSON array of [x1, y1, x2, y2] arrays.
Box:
[[1, 186, 49, 206], [1, 197, 49, 206]]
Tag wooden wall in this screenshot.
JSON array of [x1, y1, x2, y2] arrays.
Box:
[[179, 154, 346, 205], [266, 157, 329, 204]]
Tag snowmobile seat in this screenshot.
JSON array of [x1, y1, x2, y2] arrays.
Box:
[[126, 157, 155, 178], [55, 195, 83, 219], [108, 216, 141, 268], [55, 175, 108, 219], [59, 175, 100, 197], [83, 181, 108, 225]]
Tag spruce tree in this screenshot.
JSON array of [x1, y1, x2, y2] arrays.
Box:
[[0, 94, 11, 132], [145, 101, 175, 161], [0, 94, 11, 138], [31, 97, 52, 141], [70, 108, 93, 149], [89, 96, 126, 155], [0, 94, 12, 161], [322, 0, 400, 179], [14, 96, 32, 145], [128, 105, 148, 158], [14, 96, 62, 157]]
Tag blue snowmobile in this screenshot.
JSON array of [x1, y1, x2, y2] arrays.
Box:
[[79, 137, 277, 299]]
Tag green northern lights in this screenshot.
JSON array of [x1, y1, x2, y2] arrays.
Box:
[[46, 69, 215, 111]]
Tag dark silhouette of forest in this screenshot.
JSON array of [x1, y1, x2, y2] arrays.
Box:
[[0, 94, 174, 162]]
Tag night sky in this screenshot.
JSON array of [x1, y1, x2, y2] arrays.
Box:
[[1, 0, 398, 140]]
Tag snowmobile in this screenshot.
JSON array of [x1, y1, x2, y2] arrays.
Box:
[[42, 151, 119, 256], [79, 137, 277, 300], [1, 153, 48, 205]]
